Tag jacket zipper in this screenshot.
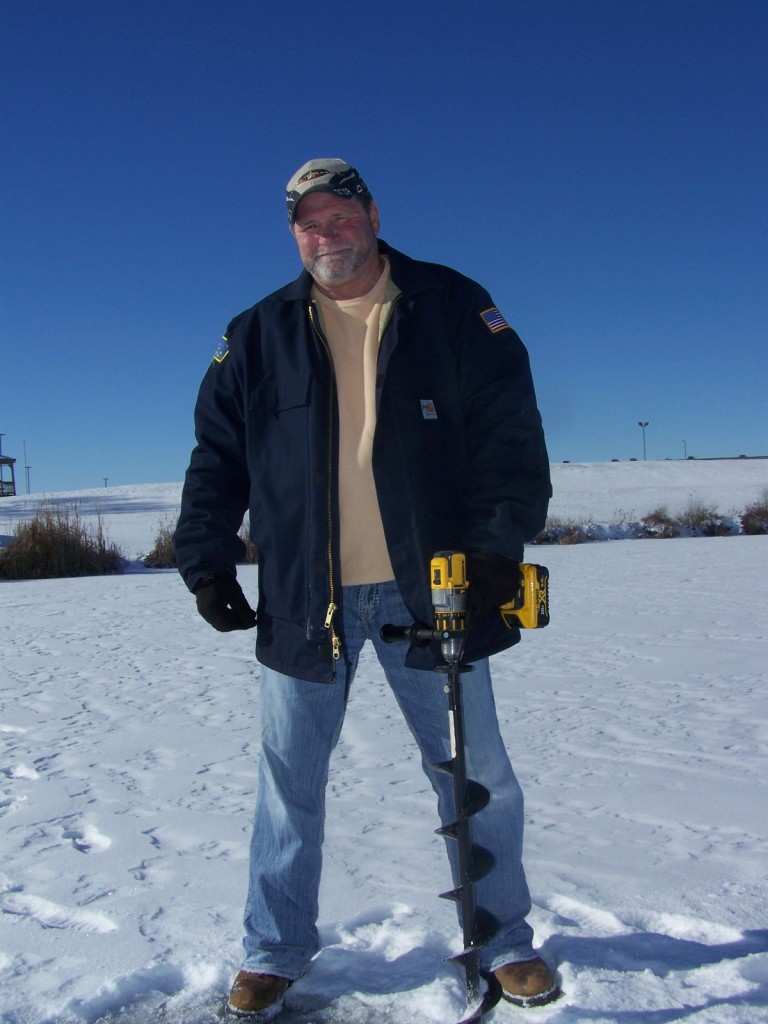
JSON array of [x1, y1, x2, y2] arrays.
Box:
[[379, 292, 401, 340], [309, 303, 341, 663]]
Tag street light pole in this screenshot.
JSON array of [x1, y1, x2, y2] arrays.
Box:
[[638, 421, 649, 461]]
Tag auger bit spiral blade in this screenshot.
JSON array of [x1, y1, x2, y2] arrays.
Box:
[[436, 843, 496, 887], [455, 971, 503, 1024], [462, 779, 492, 816], [471, 906, 501, 946], [444, 907, 500, 969], [433, 765, 491, 818]]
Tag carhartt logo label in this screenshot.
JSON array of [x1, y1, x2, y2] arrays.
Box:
[[420, 399, 438, 420]]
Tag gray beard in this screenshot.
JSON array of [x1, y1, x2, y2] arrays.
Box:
[[306, 245, 370, 285]]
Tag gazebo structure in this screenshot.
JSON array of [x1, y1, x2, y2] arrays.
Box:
[[0, 453, 17, 496]]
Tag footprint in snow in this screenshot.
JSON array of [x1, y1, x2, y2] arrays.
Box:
[[1, 762, 40, 780], [0, 792, 28, 817], [541, 893, 768, 1005], [1, 888, 118, 933], [62, 822, 112, 853]]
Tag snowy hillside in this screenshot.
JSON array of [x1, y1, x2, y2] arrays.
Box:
[[1, 458, 766, 561], [1, 462, 767, 1023]]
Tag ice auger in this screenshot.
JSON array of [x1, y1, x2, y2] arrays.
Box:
[[381, 551, 549, 1023]]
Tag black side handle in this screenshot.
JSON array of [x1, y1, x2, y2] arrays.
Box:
[[380, 622, 434, 646]]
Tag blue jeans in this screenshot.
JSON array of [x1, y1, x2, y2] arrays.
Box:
[[242, 581, 535, 979]]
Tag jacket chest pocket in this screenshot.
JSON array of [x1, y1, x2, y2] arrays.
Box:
[[248, 375, 313, 462], [252, 375, 311, 414]]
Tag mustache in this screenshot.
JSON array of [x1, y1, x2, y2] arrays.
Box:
[[313, 246, 353, 257]]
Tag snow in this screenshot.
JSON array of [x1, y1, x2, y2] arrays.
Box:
[[547, 458, 767, 528], [1, 461, 766, 1023]]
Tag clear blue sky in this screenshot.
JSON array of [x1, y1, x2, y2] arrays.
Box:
[[2, 0, 766, 493]]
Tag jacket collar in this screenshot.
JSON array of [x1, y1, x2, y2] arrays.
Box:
[[274, 239, 445, 303]]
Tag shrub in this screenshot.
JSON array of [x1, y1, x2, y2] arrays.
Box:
[[143, 515, 257, 568], [679, 497, 716, 532], [679, 497, 737, 537], [0, 506, 124, 579], [741, 489, 768, 535], [533, 516, 589, 545], [239, 518, 258, 564], [639, 507, 680, 538], [143, 516, 178, 568], [612, 508, 636, 526]]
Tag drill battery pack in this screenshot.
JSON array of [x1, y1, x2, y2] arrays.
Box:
[[500, 563, 550, 629]]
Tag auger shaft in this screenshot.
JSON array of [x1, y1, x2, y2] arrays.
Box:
[[444, 656, 482, 1001], [382, 549, 550, 1020], [434, 653, 502, 1022], [382, 552, 501, 1020]]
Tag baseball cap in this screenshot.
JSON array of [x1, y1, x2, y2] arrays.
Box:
[[286, 159, 372, 225]]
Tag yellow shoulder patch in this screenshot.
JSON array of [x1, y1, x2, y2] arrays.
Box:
[[213, 336, 230, 363]]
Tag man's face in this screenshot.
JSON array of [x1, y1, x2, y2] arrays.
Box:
[[291, 192, 381, 298]]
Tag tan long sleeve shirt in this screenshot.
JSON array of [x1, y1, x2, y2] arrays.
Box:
[[313, 259, 400, 585]]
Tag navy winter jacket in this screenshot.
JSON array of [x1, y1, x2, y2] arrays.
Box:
[[175, 241, 551, 682]]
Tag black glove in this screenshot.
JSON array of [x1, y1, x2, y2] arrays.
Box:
[[193, 572, 257, 632], [465, 549, 522, 629]]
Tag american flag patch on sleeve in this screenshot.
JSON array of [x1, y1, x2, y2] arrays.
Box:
[[480, 307, 511, 334]]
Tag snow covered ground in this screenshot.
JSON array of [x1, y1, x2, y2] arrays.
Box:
[[1, 461, 767, 1023]]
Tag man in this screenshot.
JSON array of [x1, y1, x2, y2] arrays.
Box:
[[174, 159, 557, 1019]]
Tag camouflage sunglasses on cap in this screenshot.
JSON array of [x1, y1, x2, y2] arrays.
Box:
[[286, 159, 372, 224]]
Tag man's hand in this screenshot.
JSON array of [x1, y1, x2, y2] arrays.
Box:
[[465, 550, 522, 628], [193, 572, 257, 632]]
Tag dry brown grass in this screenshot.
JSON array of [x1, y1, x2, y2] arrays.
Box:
[[239, 518, 258, 563], [143, 516, 178, 568], [0, 506, 124, 579], [741, 489, 768, 535], [640, 506, 680, 538]]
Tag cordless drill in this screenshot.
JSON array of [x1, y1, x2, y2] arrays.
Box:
[[430, 551, 549, 646]]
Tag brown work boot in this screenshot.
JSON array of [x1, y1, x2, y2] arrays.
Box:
[[227, 970, 291, 1019], [494, 956, 560, 1007]]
